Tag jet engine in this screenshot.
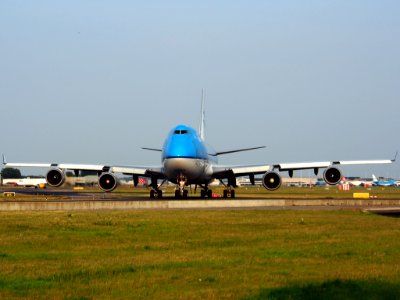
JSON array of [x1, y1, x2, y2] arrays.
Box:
[[46, 168, 65, 187], [323, 167, 342, 185], [98, 172, 118, 192], [262, 171, 282, 191]]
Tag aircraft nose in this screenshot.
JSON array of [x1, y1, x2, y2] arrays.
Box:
[[165, 138, 197, 158]]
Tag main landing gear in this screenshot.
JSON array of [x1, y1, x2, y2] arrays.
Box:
[[200, 188, 213, 198], [199, 188, 235, 199], [221, 179, 236, 199], [223, 188, 235, 199], [149, 178, 165, 199], [150, 189, 163, 199], [198, 182, 235, 199]]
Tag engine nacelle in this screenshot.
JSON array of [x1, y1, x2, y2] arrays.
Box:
[[46, 168, 65, 187], [262, 171, 282, 191], [98, 172, 118, 192], [323, 167, 342, 185]]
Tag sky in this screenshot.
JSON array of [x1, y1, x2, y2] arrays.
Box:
[[1, 1, 399, 178]]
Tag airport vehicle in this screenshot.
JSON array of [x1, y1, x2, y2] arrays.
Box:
[[2, 95, 396, 199], [372, 174, 399, 187], [314, 179, 327, 187], [2, 178, 46, 189]]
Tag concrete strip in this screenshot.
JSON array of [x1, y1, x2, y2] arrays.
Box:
[[0, 199, 400, 211], [363, 207, 400, 216]]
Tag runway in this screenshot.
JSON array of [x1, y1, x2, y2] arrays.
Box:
[[1, 187, 400, 213], [2, 195, 400, 212]]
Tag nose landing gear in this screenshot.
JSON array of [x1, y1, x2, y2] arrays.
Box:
[[175, 175, 189, 199]]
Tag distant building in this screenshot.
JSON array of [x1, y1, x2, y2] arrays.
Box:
[[65, 175, 149, 187], [237, 176, 316, 187]]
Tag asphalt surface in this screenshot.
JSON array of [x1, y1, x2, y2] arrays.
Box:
[[1, 187, 400, 216]]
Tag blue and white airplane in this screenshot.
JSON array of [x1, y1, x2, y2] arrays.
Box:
[[2, 95, 396, 199], [372, 174, 399, 187]]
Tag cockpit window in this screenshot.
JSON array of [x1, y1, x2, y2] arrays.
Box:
[[174, 130, 189, 135]]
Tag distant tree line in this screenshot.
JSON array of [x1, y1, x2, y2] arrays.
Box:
[[1, 168, 22, 179]]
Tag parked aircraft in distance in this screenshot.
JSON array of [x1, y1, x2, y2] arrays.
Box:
[[2, 178, 46, 189], [341, 177, 373, 187], [2, 92, 397, 199], [372, 174, 399, 187]]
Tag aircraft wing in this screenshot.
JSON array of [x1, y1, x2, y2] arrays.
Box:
[[213, 158, 395, 178], [212, 164, 271, 179], [275, 159, 394, 172], [3, 161, 164, 178], [211, 146, 266, 156]]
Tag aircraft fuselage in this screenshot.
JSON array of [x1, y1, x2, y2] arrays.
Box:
[[161, 125, 216, 185]]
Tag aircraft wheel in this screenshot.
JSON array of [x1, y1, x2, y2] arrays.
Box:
[[157, 190, 163, 199], [175, 190, 181, 199], [223, 190, 228, 198], [183, 190, 188, 199], [150, 190, 155, 199], [231, 190, 235, 198], [207, 189, 212, 198], [200, 190, 206, 198]]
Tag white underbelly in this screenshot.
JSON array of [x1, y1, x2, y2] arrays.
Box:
[[163, 158, 210, 183]]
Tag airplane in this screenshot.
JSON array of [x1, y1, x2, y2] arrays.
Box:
[[2, 178, 47, 189], [372, 174, 399, 187], [2, 93, 397, 199], [341, 177, 373, 187]]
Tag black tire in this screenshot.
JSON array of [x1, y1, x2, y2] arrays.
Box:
[[157, 190, 163, 199], [183, 190, 188, 199], [231, 190, 235, 198], [223, 190, 228, 198], [200, 190, 206, 198], [207, 189, 212, 198], [150, 190, 155, 199], [175, 190, 181, 199]]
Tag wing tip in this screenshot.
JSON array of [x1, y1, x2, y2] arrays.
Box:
[[392, 151, 398, 162], [141, 147, 162, 152]]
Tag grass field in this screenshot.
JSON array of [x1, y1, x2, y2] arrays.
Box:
[[1, 210, 400, 299]]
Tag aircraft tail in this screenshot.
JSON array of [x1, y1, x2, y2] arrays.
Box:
[[199, 88, 205, 141], [372, 174, 378, 182]]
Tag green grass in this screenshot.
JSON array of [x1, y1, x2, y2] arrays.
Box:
[[245, 279, 400, 300], [0, 210, 400, 299]]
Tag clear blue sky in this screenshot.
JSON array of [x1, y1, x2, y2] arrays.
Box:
[[1, 1, 399, 178]]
